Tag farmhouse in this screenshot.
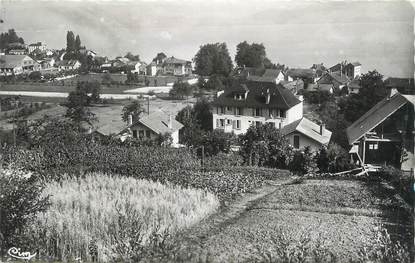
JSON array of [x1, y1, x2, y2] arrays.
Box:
[[286, 68, 317, 82], [162, 56, 192, 76], [346, 88, 414, 171], [0, 55, 39, 75], [281, 117, 332, 151], [28, 42, 47, 53], [212, 81, 304, 135], [317, 72, 350, 91], [122, 111, 184, 147], [57, 59, 81, 71]]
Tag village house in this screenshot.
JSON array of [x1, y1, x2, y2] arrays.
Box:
[[121, 111, 184, 147], [211, 81, 303, 135], [329, 61, 362, 80], [281, 117, 332, 151], [384, 77, 414, 95], [28, 42, 47, 54], [286, 68, 318, 83], [0, 55, 39, 75], [246, 68, 286, 84], [316, 72, 350, 91], [79, 48, 97, 58], [346, 88, 414, 172], [162, 56, 192, 76], [348, 79, 361, 94], [57, 59, 81, 71], [146, 62, 157, 76], [8, 48, 27, 55], [212, 81, 332, 150]]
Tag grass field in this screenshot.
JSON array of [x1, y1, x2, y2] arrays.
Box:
[[170, 179, 413, 262], [28, 173, 219, 262]]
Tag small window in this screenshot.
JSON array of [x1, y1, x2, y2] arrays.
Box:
[[256, 121, 261, 127], [226, 119, 231, 125], [236, 120, 241, 129], [220, 107, 225, 114], [235, 107, 242, 115], [132, 130, 137, 138], [293, 135, 300, 149], [255, 108, 261, 117], [139, 130, 144, 138], [280, 110, 286, 118], [226, 106, 232, 112], [220, 119, 225, 127], [146, 130, 151, 138]]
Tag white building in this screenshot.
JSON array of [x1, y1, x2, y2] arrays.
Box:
[[212, 81, 303, 135], [0, 55, 40, 75]]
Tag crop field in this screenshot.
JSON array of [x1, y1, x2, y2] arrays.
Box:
[[28, 173, 219, 262], [170, 179, 413, 262]]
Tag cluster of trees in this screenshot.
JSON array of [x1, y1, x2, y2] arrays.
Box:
[[169, 81, 193, 99], [124, 52, 140, 61], [0, 29, 25, 50], [64, 82, 101, 127], [66, 31, 82, 53], [235, 41, 281, 69]]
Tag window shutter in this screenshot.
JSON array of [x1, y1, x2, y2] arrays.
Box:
[[216, 119, 220, 128], [232, 120, 236, 129], [252, 108, 255, 116]]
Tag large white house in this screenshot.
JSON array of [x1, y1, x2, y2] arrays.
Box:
[[212, 81, 303, 135], [0, 55, 39, 75], [212, 81, 332, 150]]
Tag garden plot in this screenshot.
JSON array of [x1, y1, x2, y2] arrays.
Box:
[[171, 179, 412, 262]]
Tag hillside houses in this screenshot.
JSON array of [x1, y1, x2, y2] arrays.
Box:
[[0, 55, 39, 75], [162, 56, 192, 76], [57, 59, 81, 71], [212, 81, 332, 150]]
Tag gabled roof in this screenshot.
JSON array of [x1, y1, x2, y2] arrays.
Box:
[[318, 72, 349, 85], [346, 93, 414, 144], [349, 62, 361, 67], [246, 69, 284, 83], [163, 56, 190, 65], [281, 117, 332, 145], [286, 68, 316, 79], [130, 111, 183, 135], [58, 59, 80, 67], [0, 55, 34, 68], [212, 81, 301, 110]]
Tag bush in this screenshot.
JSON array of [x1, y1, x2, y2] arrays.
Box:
[[315, 143, 354, 173], [378, 166, 413, 206], [288, 146, 316, 175], [0, 166, 49, 250]]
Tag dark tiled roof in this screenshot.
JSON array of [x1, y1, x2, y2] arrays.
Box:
[[346, 93, 414, 144], [163, 56, 190, 65], [0, 55, 35, 68], [131, 111, 183, 134], [212, 81, 301, 110], [349, 62, 361, 66], [318, 72, 349, 85]]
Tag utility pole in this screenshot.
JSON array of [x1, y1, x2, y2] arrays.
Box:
[[147, 96, 150, 115]]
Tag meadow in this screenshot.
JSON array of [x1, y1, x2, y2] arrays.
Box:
[[26, 173, 219, 262]]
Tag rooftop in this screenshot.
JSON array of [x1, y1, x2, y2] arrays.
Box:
[[281, 117, 332, 145], [129, 110, 184, 135], [212, 81, 301, 110]]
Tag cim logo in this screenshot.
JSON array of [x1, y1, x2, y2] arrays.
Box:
[[7, 247, 37, 261]]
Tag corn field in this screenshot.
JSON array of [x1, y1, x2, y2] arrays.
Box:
[[25, 173, 219, 262]]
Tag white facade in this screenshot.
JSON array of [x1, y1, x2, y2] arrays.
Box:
[[212, 101, 303, 135], [286, 132, 323, 152]]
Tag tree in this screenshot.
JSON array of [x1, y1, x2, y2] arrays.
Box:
[[0, 29, 25, 50], [125, 52, 140, 61], [169, 81, 193, 99], [205, 74, 225, 90], [121, 100, 145, 123], [64, 82, 100, 125], [75, 35, 81, 51], [198, 129, 234, 156], [239, 123, 293, 168], [153, 52, 167, 64], [66, 31, 75, 52], [339, 70, 387, 123], [235, 41, 267, 68], [0, 167, 49, 249], [289, 146, 316, 175], [315, 143, 354, 173], [193, 97, 213, 131], [193, 42, 233, 77], [28, 71, 42, 81]]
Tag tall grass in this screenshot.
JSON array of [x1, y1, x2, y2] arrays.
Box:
[[26, 173, 219, 262]]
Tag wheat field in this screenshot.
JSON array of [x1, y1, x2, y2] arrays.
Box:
[[28, 173, 219, 262]]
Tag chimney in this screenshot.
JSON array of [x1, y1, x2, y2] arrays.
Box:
[[266, 89, 271, 104], [387, 87, 398, 99], [320, 123, 325, 136], [168, 115, 172, 129], [128, 114, 133, 126]]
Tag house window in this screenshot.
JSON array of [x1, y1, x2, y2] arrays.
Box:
[[139, 130, 144, 138], [293, 135, 300, 149], [255, 108, 262, 117], [146, 130, 151, 138], [280, 110, 286, 118], [256, 121, 261, 127], [236, 120, 241, 129], [226, 106, 232, 112], [220, 119, 225, 127], [369, 143, 378, 150], [235, 107, 242, 115], [219, 107, 225, 114], [132, 130, 137, 138], [226, 119, 232, 125]]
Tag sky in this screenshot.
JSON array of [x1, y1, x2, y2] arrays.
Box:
[[0, 0, 414, 78]]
